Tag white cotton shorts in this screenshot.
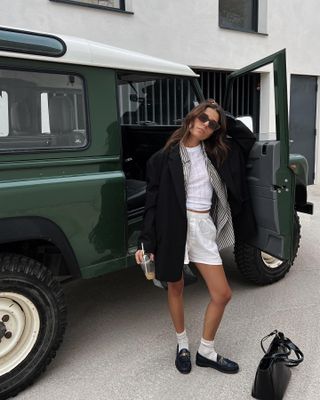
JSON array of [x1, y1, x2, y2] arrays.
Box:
[[184, 210, 222, 265]]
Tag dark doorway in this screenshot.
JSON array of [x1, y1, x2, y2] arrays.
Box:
[[289, 75, 317, 184]]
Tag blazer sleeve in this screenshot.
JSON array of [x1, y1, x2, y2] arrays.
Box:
[[137, 150, 163, 253], [225, 112, 256, 159]]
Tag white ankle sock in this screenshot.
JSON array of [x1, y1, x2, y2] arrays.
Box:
[[176, 330, 189, 352], [198, 337, 218, 362]]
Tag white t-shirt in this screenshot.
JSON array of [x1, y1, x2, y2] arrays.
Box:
[[185, 145, 213, 211]]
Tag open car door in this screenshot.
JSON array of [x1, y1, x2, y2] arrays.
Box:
[[223, 49, 300, 285]]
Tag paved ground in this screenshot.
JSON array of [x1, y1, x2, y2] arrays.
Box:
[[18, 185, 320, 400]]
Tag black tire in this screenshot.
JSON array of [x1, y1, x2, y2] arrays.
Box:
[[0, 254, 67, 400], [234, 211, 301, 285]]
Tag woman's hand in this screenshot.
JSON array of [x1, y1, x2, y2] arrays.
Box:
[[135, 250, 155, 264]]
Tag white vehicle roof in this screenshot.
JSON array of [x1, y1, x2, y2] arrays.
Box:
[[0, 26, 198, 77]]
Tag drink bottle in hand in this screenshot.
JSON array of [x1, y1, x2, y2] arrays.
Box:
[[141, 243, 155, 280]]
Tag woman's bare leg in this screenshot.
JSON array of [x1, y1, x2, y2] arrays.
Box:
[[168, 276, 191, 373], [194, 263, 239, 372], [167, 276, 185, 333], [194, 263, 232, 340]]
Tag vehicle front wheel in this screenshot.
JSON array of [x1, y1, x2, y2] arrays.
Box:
[[234, 211, 301, 285], [0, 254, 66, 399]]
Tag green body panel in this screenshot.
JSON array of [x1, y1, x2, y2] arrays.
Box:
[[0, 57, 127, 277]]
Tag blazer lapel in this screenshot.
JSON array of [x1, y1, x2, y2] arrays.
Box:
[[168, 144, 186, 214]]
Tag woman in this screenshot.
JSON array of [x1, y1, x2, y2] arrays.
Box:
[[135, 99, 256, 374]]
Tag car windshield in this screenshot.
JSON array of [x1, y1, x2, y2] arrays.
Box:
[[117, 73, 200, 126]]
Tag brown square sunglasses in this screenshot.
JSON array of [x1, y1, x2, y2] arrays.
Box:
[[197, 113, 220, 131]]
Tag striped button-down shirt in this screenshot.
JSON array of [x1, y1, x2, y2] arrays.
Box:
[[179, 141, 234, 250]]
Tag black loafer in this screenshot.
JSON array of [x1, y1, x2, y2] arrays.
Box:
[[175, 346, 191, 374], [196, 352, 239, 374]]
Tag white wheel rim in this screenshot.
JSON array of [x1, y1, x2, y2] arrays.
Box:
[[261, 251, 283, 269], [0, 293, 40, 376]]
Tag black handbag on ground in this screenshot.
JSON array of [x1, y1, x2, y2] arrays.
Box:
[[152, 263, 198, 289], [252, 330, 304, 400]]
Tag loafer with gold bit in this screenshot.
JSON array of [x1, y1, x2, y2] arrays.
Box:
[[196, 352, 239, 374]]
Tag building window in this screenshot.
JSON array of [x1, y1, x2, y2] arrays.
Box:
[[50, 0, 128, 12], [70, 0, 124, 9], [219, 0, 258, 33]]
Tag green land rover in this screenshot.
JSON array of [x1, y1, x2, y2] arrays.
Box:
[[0, 27, 313, 398]]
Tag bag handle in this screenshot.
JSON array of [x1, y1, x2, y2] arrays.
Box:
[[260, 330, 304, 367], [260, 330, 291, 361], [282, 337, 304, 367], [260, 330, 285, 353]]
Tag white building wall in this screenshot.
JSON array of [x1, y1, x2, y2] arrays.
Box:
[[0, 0, 319, 182], [1, 0, 319, 74]]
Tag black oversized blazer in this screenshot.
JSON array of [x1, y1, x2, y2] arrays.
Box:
[[138, 114, 256, 282]]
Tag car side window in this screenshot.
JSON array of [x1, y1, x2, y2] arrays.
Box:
[[0, 68, 88, 152]]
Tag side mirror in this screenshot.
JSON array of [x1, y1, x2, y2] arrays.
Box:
[[236, 115, 253, 132]]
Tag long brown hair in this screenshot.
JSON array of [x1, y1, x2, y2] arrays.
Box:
[[164, 99, 229, 166]]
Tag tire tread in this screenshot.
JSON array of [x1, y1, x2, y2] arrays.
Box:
[[0, 253, 67, 400], [234, 211, 301, 285]]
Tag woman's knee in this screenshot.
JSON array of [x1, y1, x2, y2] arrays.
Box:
[[167, 278, 184, 297], [211, 288, 232, 305]]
